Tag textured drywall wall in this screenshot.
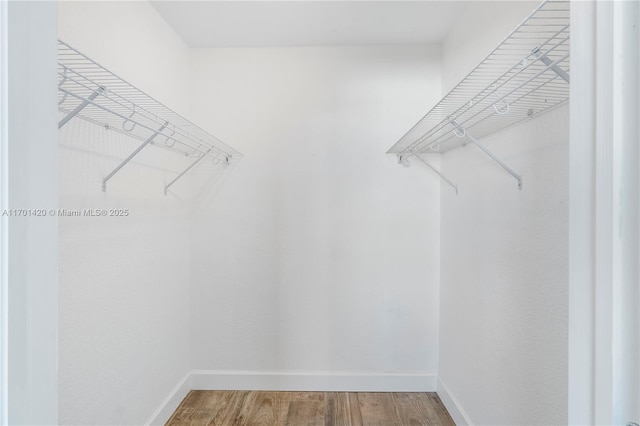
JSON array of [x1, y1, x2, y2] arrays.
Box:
[[439, 106, 569, 425], [438, 2, 569, 424], [58, 2, 192, 425], [188, 46, 443, 382]]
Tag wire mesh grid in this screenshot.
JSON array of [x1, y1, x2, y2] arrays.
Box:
[[387, 0, 569, 156], [57, 40, 242, 163]]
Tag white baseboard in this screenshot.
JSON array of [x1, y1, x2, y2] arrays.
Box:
[[145, 372, 193, 426], [437, 377, 474, 426], [146, 369, 437, 425], [190, 370, 437, 392]]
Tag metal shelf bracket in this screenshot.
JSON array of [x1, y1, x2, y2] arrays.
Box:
[[399, 153, 458, 195], [58, 40, 243, 195], [533, 47, 570, 83], [102, 122, 167, 192], [58, 86, 104, 129], [164, 148, 213, 195], [448, 118, 522, 190], [386, 1, 568, 193], [467, 133, 523, 190]]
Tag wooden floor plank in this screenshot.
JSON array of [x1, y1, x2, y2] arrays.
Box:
[[345, 393, 363, 426], [165, 407, 216, 426], [211, 391, 250, 425], [277, 391, 324, 402], [324, 393, 357, 426], [325, 392, 363, 426], [324, 392, 337, 426], [180, 390, 229, 410], [357, 393, 402, 426], [427, 394, 456, 426], [285, 397, 325, 426], [166, 391, 454, 426], [391, 393, 442, 426], [243, 392, 291, 426]]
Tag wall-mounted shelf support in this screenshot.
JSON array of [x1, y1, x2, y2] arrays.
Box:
[[533, 47, 570, 83], [449, 118, 522, 190], [387, 0, 568, 193], [58, 40, 242, 194], [467, 134, 522, 190], [102, 122, 167, 192], [164, 148, 213, 195], [58, 86, 103, 129], [399, 152, 458, 194]]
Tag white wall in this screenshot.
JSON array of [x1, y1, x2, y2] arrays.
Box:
[[6, 2, 59, 424], [441, 1, 538, 94], [437, 2, 569, 425], [58, 1, 191, 115], [57, 2, 444, 421], [188, 46, 443, 388], [57, 1, 570, 424], [58, 2, 193, 425]]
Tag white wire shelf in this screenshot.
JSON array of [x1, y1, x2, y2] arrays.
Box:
[[387, 0, 569, 191], [58, 39, 242, 194]]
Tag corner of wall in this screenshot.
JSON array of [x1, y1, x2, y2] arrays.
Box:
[[437, 376, 473, 426], [145, 372, 193, 426]]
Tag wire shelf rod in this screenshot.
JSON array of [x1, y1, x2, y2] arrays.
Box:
[[418, 75, 564, 149], [387, 0, 569, 194], [58, 41, 240, 159], [406, 51, 569, 154], [59, 87, 222, 160], [57, 65, 232, 157], [398, 34, 569, 154], [61, 71, 166, 131], [58, 39, 242, 194], [417, 70, 565, 151], [59, 72, 164, 126]]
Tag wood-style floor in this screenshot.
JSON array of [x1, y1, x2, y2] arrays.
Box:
[[166, 391, 456, 426]]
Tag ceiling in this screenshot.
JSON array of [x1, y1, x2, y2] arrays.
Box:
[[151, 1, 468, 48]]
